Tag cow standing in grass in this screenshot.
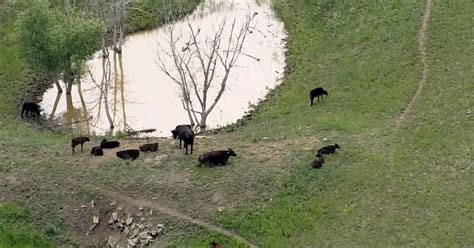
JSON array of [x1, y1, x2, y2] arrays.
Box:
[[310, 87, 328, 106], [21, 102, 40, 119], [171, 125, 195, 155]]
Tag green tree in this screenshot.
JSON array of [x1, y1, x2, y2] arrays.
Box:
[[16, 1, 62, 91], [16, 0, 103, 94]]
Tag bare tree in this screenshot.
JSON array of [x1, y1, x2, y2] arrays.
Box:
[[156, 11, 257, 131], [88, 56, 115, 130]]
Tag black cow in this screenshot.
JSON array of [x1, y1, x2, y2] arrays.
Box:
[[171, 125, 194, 155], [139, 143, 159, 152], [21, 102, 40, 119], [310, 87, 328, 106], [317, 143, 341, 155], [198, 148, 237, 166], [71, 136, 90, 154], [116, 149, 140, 161], [311, 154, 325, 169], [100, 139, 120, 149], [90, 146, 104, 156]]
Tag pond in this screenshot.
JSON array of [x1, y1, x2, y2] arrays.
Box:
[[40, 0, 286, 137]]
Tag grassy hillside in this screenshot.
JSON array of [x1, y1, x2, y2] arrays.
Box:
[[0, 0, 472, 247], [0, 203, 52, 248], [212, 0, 473, 246]]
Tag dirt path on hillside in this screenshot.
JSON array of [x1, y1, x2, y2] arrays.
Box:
[[394, 0, 433, 128], [389, 0, 433, 164], [79, 183, 258, 248]]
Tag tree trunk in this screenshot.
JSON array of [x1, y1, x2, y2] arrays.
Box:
[[77, 79, 91, 135], [53, 75, 63, 93], [199, 113, 208, 131], [66, 80, 73, 95], [50, 91, 62, 118], [117, 0, 124, 53]]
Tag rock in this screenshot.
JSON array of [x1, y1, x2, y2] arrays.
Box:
[[80, 205, 87, 208], [112, 212, 118, 221], [108, 235, 120, 247], [110, 201, 117, 206], [138, 224, 146, 231], [90, 200, 95, 208], [157, 228, 164, 235], [149, 209, 153, 215], [132, 238, 139, 245], [89, 223, 98, 231], [126, 217, 134, 226], [130, 229, 140, 238], [150, 229, 158, 237], [127, 238, 136, 247], [123, 227, 130, 235], [139, 207, 144, 211], [131, 223, 136, 230], [143, 238, 151, 246], [157, 224, 165, 229], [118, 222, 124, 229], [92, 216, 100, 224], [108, 218, 115, 225], [138, 231, 149, 239]]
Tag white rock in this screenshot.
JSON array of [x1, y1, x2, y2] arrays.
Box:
[[112, 212, 118, 221], [92, 216, 100, 224], [107, 235, 120, 247], [132, 238, 139, 245], [126, 217, 134, 226], [127, 238, 136, 246], [138, 231, 149, 239], [157, 224, 165, 229], [90, 200, 95, 208], [130, 229, 140, 238]]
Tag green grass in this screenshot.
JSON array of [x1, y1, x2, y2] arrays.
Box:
[[1, 0, 473, 247], [211, 0, 473, 246], [0, 203, 52, 248]]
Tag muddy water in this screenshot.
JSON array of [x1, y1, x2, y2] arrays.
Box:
[[40, 0, 286, 137]]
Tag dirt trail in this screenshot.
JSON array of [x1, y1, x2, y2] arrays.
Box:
[[394, 0, 433, 127], [388, 0, 433, 165], [82, 182, 259, 247]]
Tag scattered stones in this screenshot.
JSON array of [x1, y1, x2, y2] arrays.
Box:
[[98, 208, 164, 247]]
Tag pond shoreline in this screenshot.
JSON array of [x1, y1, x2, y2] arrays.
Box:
[[27, 0, 289, 138]]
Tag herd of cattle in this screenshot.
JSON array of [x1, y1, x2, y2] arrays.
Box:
[[69, 124, 238, 166], [21, 86, 339, 168]]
